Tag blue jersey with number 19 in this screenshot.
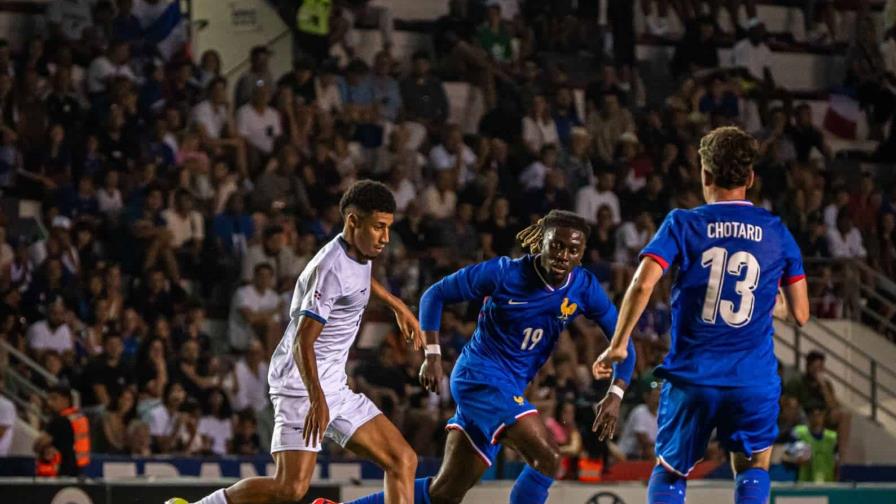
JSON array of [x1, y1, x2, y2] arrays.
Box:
[[640, 200, 805, 389]]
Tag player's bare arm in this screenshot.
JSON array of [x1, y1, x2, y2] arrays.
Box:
[[593, 377, 628, 441], [418, 330, 443, 393], [371, 277, 424, 349], [293, 316, 329, 448], [781, 277, 810, 326], [594, 257, 665, 378]]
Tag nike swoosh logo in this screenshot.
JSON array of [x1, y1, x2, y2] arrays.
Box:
[[507, 300, 529, 305]]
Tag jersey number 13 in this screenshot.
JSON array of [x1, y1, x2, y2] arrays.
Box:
[[701, 247, 761, 327]]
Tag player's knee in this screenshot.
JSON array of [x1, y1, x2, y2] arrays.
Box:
[[275, 479, 309, 502], [532, 447, 561, 476], [385, 445, 418, 477]]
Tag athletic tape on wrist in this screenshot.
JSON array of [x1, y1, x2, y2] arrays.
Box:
[[609, 384, 625, 399], [425, 344, 442, 356]]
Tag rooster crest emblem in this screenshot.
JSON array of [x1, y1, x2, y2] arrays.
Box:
[[513, 396, 525, 405], [559, 297, 578, 321]]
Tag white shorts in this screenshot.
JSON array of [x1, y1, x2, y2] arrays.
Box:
[[270, 388, 381, 453]]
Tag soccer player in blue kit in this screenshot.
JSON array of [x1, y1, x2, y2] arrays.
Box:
[[595, 126, 810, 504], [345, 210, 636, 504]]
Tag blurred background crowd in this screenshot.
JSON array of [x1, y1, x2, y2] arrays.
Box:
[[0, 0, 894, 483]]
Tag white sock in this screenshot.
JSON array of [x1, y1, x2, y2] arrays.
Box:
[[193, 489, 228, 504]]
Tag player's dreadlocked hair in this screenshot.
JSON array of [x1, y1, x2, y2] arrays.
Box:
[[516, 210, 590, 254], [698, 126, 758, 189], [339, 180, 397, 216]]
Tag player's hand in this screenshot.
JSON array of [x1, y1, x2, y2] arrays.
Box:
[[303, 390, 330, 448], [592, 393, 621, 441], [592, 347, 627, 380], [419, 355, 443, 394], [393, 306, 424, 350]]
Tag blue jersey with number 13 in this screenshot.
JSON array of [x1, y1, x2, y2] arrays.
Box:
[[640, 201, 805, 388]]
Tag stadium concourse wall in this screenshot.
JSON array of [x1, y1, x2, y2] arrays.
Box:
[[0, 478, 894, 504]]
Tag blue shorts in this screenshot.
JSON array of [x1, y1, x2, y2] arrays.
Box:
[[655, 380, 780, 476], [447, 363, 537, 467]]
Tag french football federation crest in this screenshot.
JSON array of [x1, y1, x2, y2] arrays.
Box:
[[559, 297, 578, 321], [513, 395, 525, 405]]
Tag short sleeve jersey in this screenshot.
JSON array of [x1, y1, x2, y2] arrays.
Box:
[[640, 201, 805, 387], [268, 234, 371, 396]]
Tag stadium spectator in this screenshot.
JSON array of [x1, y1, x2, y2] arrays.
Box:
[[80, 332, 134, 410], [233, 46, 274, 108], [429, 124, 477, 186], [125, 419, 152, 456], [0, 364, 14, 456], [576, 170, 621, 225], [228, 263, 282, 353], [95, 388, 137, 454], [198, 388, 233, 456], [236, 83, 281, 160], [588, 90, 636, 165], [789, 104, 832, 164], [231, 408, 261, 455], [241, 224, 292, 283], [26, 298, 73, 357], [618, 379, 661, 460], [38, 384, 89, 476], [147, 381, 186, 453], [522, 94, 559, 155], [786, 404, 839, 482], [827, 210, 867, 259], [785, 351, 851, 455], [545, 401, 584, 479]]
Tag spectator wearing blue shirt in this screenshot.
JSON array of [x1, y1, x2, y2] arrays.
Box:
[[212, 193, 254, 257], [699, 76, 740, 120], [369, 52, 402, 123]]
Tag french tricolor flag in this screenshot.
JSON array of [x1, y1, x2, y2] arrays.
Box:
[[142, 0, 190, 61], [823, 92, 860, 140]]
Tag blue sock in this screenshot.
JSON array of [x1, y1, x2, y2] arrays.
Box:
[[509, 465, 554, 504], [344, 477, 431, 504], [735, 468, 770, 504], [647, 464, 686, 504]]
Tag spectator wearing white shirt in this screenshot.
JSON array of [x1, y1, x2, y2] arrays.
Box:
[[614, 212, 656, 264], [428, 124, 477, 186], [86, 41, 137, 95], [0, 365, 14, 456], [198, 389, 233, 456], [823, 188, 851, 232], [827, 210, 867, 259], [228, 263, 282, 353], [576, 170, 621, 225], [191, 77, 234, 141], [26, 299, 74, 356], [229, 339, 269, 413], [236, 84, 282, 157], [522, 94, 559, 155], [732, 21, 774, 82], [146, 381, 186, 453], [519, 144, 559, 191], [162, 189, 204, 249], [97, 170, 124, 217], [618, 380, 661, 459], [386, 164, 417, 215], [46, 0, 96, 43]]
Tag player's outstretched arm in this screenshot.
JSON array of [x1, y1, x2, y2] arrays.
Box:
[[370, 277, 424, 349], [781, 277, 810, 327], [292, 316, 329, 448], [594, 257, 664, 376]]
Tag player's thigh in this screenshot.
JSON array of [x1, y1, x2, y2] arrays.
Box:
[[717, 384, 779, 464], [345, 413, 417, 474], [429, 429, 490, 503], [502, 412, 561, 470], [654, 381, 721, 476], [731, 445, 773, 473]]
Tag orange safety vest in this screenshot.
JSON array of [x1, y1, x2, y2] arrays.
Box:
[[36, 450, 61, 477], [60, 406, 90, 469]]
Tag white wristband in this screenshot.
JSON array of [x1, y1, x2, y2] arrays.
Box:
[[609, 384, 625, 399], [425, 344, 442, 356]]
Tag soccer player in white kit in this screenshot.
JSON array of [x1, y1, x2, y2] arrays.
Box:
[[180, 181, 423, 504]]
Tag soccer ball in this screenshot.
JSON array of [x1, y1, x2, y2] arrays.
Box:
[[785, 441, 812, 460], [164, 499, 189, 504]]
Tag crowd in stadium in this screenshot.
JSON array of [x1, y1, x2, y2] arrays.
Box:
[[0, 0, 893, 482]]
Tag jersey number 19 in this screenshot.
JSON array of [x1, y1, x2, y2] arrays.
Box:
[[521, 327, 544, 350], [701, 247, 761, 327]]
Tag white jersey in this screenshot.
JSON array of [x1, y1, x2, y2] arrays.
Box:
[[268, 234, 371, 397]]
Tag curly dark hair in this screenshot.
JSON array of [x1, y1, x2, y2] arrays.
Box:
[[339, 180, 397, 217], [698, 126, 758, 189], [516, 210, 591, 254]]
